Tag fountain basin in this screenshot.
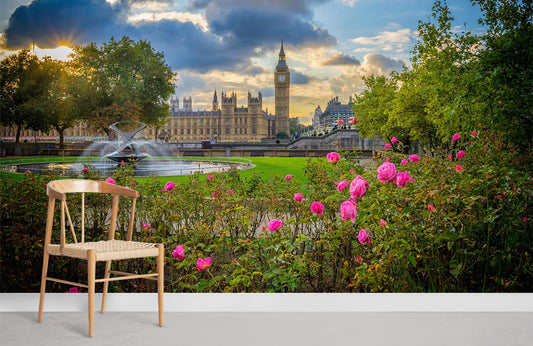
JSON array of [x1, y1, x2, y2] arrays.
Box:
[[1, 159, 250, 177]]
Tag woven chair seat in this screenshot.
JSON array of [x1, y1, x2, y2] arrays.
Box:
[[47, 239, 160, 261]]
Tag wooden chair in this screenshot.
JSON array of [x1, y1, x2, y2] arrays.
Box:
[[38, 179, 164, 337]]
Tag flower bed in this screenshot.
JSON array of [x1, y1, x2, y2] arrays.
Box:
[[1, 131, 531, 292]]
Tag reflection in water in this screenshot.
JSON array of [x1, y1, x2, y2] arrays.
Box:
[[2, 159, 249, 177]]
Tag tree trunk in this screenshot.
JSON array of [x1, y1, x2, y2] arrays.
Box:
[[56, 126, 65, 148], [16, 124, 22, 143]]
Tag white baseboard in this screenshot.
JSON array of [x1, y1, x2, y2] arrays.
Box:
[[1, 293, 532, 312]]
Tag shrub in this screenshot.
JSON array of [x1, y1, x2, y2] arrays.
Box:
[[1, 132, 531, 292]]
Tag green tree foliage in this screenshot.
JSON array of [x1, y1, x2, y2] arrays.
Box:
[[0, 50, 54, 142], [352, 74, 403, 145], [472, 0, 533, 146], [70, 36, 176, 136], [36, 58, 81, 147], [353, 0, 532, 152]]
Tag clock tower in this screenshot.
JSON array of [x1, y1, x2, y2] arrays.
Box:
[[274, 40, 290, 137]]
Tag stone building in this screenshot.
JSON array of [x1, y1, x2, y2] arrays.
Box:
[[1, 41, 292, 144], [312, 105, 323, 129], [319, 96, 354, 127], [155, 90, 275, 143]]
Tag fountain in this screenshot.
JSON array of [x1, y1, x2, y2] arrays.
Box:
[[105, 121, 150, 163], [84, 120, 170, 162], [0, 121, 252, 177]]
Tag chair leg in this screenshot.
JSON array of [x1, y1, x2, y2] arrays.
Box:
[[101, 260, 111, 313], [38, 251, 50, 322], [87, 250, 96, 338], [157, 244, 164, 327]]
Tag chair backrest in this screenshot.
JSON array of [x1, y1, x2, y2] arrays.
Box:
[[45, 180, 140, 250]]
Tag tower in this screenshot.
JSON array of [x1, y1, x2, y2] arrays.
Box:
[[274, 39, 290, 137], [212, 90, 218, 111]]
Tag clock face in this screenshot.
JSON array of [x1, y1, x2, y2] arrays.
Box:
[[277, 74, 286, 83]]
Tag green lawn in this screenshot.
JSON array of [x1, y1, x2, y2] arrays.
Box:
[[0, 156, 314, 183]]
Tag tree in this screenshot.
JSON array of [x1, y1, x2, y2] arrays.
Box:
[[409, 0, 481, 146], [472, 0, 533, 148], [70, 36, 176, 136], [276, 131, 289, 139], [352, 74, 408, 149], [0, 50, 53, 142], [37, 58, 84, 147], [353, 1, 482, 153]]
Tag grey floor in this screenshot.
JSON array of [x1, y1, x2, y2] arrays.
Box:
[[1, 312, 532, 346]]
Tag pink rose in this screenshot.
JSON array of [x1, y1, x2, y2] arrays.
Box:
[[207, 174, 213, 180], [165, 181, 176, 191], [379, 219, 387, 227], [408, 154, 419, 162], [358, 229, 370, 245], [356, 256, 362, 263], [401, 159, 408, 165], [82, 167, 89, 173], [142, 223, 151, 229], [268, 219, 283, 232], [336, 180, 349, 192], [327, 152, 340, 163], [472, 131, 478, 136], [391, 137, 398, 144], [452, 133, 461, 141], [285, 174, 293, 180], [197, 257, 212, 271], [68, 287, 80, 293], [350, 175, 369, 198], [377, 162, 396, 183], [457, 151, 465, 159], [172, 245, 185, 261], [340, 198, 357, 223], [427, 204, 436, 212], [120, 160, 125, 165], [447, 155, 452, 159], [456, 165, 462, 172], [396, 171, 414, 188], [384, 143, 392, 149], [293, 193, 304, 203], [311, 202, 324, 215], [105, 177, 116, 185], [228, 189, 234, 194]]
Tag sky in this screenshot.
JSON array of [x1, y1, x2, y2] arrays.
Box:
[[0, 0, 485, 124]]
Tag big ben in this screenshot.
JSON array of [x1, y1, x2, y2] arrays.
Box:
[[274, 40, 290, 137]]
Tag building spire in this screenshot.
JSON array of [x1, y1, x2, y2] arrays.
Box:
[[279, 39, 285, 61]]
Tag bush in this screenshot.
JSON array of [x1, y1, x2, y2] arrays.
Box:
[[1, 131, 531, 292]]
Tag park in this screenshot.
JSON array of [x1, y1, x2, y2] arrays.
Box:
[[0, 0, 531, 295]]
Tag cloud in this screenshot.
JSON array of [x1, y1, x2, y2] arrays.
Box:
[[1, 0, 336, 73], [2, 0, 133, 49], [291, 70, 311, 85], [322, 52, 360, 66], [205, 2, 336, 49], [336, 0, 358, 6], [128, 11, 210, 31], [351, 28, 415, 53], [359, 52, 406, 75]]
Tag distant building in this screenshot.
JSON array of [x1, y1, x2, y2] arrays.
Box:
[[312, 105, 322, 129], [0, 41, 291, 144], [319, 97, 354, 127], [155, 90, 274, 143]]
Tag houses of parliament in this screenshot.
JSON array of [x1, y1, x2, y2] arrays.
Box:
[[0, 42, 291, 144]]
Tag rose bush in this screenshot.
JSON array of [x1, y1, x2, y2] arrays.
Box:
[[1, 132, 531, 293]]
